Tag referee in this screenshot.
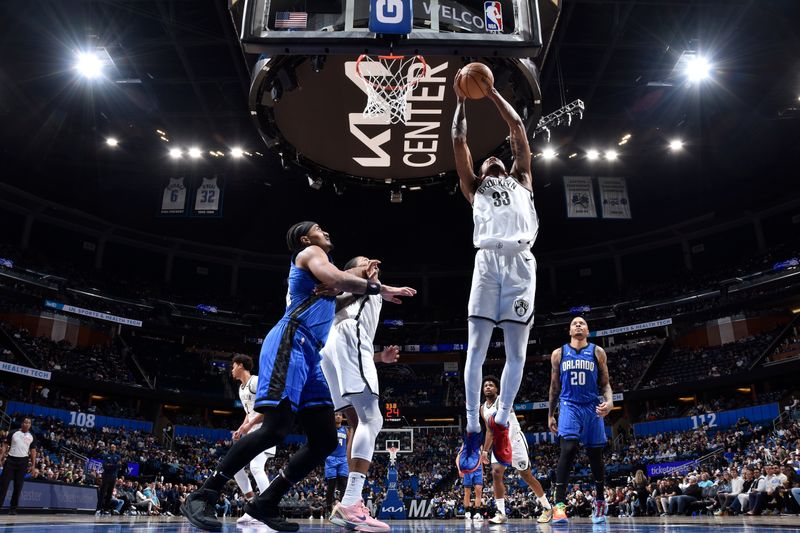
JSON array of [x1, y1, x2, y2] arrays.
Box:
[[96, 443, 122, 514], [0, 417, 38, 515]]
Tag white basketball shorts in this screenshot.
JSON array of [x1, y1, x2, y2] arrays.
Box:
[[468, 248, 536, 325], [320, 319, 379, 411]]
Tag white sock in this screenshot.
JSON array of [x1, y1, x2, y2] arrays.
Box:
[[495, 498, 505, 515], [341, 472, 366, 506], [494, 323, 529, 427], [538, 494, 551, 510]]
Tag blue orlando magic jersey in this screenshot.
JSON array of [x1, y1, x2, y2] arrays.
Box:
[[332, 426, 348, 458], [560, 343, 600, 405], [284, 260, 336, 346]]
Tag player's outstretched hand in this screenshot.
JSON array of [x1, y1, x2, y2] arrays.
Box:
[[379, 285, 417, 304], [548, 416, 558, 434], [378, 345, 401, 364], [365, 259, 381, 281], [596, 401, 611, 418]]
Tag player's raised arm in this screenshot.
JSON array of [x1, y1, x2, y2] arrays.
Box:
[[595, 347, 614, 417], [487, 88, 532, 188], [548, 348, 562, 434], [299, 246, 416, 303], [452, 73, 479, 204]]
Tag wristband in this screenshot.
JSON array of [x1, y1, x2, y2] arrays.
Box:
[[366, 281, 381, 295]]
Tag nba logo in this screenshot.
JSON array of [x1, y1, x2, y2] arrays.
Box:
[[484, 1, 503, 32]]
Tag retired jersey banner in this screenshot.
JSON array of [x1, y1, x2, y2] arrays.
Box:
[[161, 177, 187, 215], [563, 176, 597, 218], [598, 177, 632, 219], [193, 176, 224, 216]]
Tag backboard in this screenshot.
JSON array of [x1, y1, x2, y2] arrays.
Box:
[[229, 0, 569, 188]]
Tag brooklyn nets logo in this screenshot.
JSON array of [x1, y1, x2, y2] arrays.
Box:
[[514, 299, 530, 317]]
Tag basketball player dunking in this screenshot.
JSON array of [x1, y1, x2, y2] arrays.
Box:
[[451, 73, 539, 473], [229, 354, 276, 526], [181, 222, 415, 532], [320, 256, 410, 532], [480, 376, 552, 524], [548, 317, 613, 524]]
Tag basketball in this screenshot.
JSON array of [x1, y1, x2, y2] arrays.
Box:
[[458, 62, 494, 100]]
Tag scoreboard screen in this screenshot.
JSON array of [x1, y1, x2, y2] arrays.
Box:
[[384, 402, 401, 421]]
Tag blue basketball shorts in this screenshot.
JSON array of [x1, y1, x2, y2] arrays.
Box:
[[254, 318, 332, 413], [557, 400, 606, 447], [325, 456, 349, 479], [463, 468, 484, 488]]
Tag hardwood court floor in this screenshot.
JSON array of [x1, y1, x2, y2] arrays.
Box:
[[0, 515, 799, 532]]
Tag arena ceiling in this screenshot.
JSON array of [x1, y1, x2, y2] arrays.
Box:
[[0, 0, 798, 267]]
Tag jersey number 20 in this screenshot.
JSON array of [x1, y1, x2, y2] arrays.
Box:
[[569, 371, 586, 386]]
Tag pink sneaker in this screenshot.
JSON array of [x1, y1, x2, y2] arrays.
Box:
[[329, 501, 390, 532]]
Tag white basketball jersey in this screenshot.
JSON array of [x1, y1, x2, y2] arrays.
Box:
[[482, 399, 521, 436], [194, 177, 220, 212], [239, 375, 259, 423], [334, 294, 382, 345], [472, 175, 538, 252], [161, 177, 186, 213]]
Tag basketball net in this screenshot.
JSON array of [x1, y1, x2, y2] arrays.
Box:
[[356, 54, 427, 125], [388, 446, 399, 465]]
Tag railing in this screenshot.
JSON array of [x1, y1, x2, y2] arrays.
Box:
[[634, 338, 669, 391], [748, 314, 800, 370], [661, 447, 724, 477], [0, 410, 12, 433], [59, 445, 89, 467], [0, 323, 41, 368], [611, 432, 625, 452]]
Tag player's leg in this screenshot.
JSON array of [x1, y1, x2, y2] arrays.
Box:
[[182, 400, 294, 530], [495, 323, 529, 427], [585, 407, 608, 523], [460, 317, 494, 472], [553, 437, 580, 524], [233, 469, 254, 499], [325, 475, 338, 512], [331, 391, 389, 531], [247, 405, 338, 529], [488, 463, 508, 524], [248, 451, 270, 494], [342, 406, 358, 467], [465, 250, 500, 434], [463, 485, 473, 519], [473, 482, 484, 522]]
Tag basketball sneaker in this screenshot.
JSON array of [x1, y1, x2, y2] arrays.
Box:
[[473, 511, 484, 524], [551, 503, 568, 524], [236, 512, 258, 525], [465, 511, 472, 521], [488, 511, 507, 524], [329, 501, 390, 532], [180, 488, 222, 532], [244, 501, 300, 532], [457, 432, 483, 474], [537, 507, 553, 524], [591, 500, 607, 524], [488, 414, 512, 467]]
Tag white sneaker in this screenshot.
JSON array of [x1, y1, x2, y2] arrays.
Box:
[[473, 514, 484, 523], [489, 512, 507, 524], [237, 512, 258, 525], [465, 512, 472, 520]]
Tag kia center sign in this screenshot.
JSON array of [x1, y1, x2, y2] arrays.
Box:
[[250, 55, 541, 185]]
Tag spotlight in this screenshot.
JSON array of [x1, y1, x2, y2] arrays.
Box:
[[669, 139, 684, 151], [686, 56, 711, 82], [542, 147, 557, 160], [605, 150, 618, 161], [188, 147, 202, 159], [586, 149, 600, 161], [75, 51, 103, 79], [307, 175, 323, 190], [230, 147, 244, 158], [390, 189, 403, 203], [568, 153, 578, 159], [105, 137, 118, 147], [169, 148, 182, 159]]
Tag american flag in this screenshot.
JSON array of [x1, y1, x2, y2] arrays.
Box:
[[275, 11, 308, 29]]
